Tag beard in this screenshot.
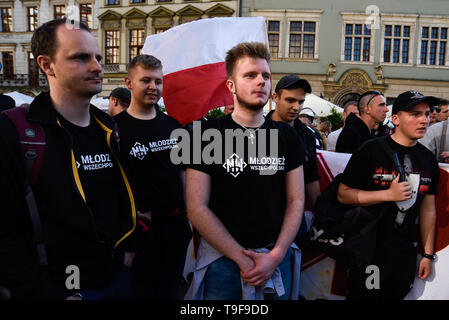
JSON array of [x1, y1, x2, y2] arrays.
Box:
[[235, 90, 268, 111]]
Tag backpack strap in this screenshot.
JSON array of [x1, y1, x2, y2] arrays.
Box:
[[2, 105, 48, 267]]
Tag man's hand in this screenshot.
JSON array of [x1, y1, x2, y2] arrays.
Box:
[[239, 250, 283, 287], [417, 257, 433, 280], [388, 175, 412, 202], [124, 252, 135, 268], [440, 151, 449, 163], [235, 253, 255, 274]]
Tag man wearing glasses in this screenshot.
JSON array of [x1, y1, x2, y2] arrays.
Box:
[[336, 91, 388, 154]]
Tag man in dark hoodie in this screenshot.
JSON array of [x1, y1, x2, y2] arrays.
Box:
[[336, 90, 388, 154]]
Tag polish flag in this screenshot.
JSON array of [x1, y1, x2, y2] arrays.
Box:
[[142, 17, 269, 126]]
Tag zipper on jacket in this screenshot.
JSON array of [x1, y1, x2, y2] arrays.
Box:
[[56, 118, 103, 244], [92, 115, 136, 249]]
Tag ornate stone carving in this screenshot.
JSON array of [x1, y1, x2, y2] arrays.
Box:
[[322, 69, 387, 105]]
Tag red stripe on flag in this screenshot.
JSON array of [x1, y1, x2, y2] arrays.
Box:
[[163, 62, 234, 126], [435, 168, 449, 253], [316, 152, 334, 192]]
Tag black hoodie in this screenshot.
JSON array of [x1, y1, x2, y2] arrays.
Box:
[[335, 113, 373, 154]]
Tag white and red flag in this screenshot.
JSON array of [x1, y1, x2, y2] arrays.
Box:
[[142, 16, 269, 126]]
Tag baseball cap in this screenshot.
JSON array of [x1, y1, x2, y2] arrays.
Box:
[[392, 90, 439, 115], [275, 75, 312, 94], [109, 87, 131, 105], [299, 107, 316, 118]]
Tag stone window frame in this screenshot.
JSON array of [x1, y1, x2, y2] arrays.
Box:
[[0, 6, 13, 32], [250, 9, 321, 61], [417, 15, 449, 68], [379, 14, 417, 66], [340, 12, 376, 65]]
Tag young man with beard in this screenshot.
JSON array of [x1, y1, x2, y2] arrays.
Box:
[[0, 19, 136, 300], [337, 90, 440, 299], [336, 91, 388, 154], [113, 55, 191, 299], [184, 42, 305, 300]]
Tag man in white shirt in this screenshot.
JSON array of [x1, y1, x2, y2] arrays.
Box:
[[327, 101, 359, 151]]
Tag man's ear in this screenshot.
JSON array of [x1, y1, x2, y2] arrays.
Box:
[[391, 113, 400, 127], [273, 92, 280, 104], [226, 79, 236, 94], [124, 77, 132, 90], [37, 55, 55, 77]]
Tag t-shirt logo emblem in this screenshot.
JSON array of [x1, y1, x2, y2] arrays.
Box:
[[130, 142, 149, 160], [223, 153, 247, 178]]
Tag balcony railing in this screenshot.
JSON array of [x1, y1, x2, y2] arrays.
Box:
[[0, 74, 48, 87], [102, 64, 128, 73]]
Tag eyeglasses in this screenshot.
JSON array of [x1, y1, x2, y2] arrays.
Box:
[[358, 90, 383, 108], [434, 106, 441, 113]]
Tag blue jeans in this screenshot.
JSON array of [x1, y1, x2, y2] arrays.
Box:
[[80, 266, 131, 300], [203, 248, 293, 300]]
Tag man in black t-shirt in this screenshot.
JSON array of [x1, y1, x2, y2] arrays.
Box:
[[338, 90, 440, 299], [268, 75, 319, 209], [266, 75, 320, 246], [0, 19, 136, 300], [114, 55, 191, 300], [184, 43, 305, 300]]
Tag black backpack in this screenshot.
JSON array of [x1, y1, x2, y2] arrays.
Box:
[[310, 137, 400, 268]]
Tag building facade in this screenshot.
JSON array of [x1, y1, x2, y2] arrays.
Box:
[[0, 0, 100, 95], [1, 0, 448, 105], [97, 0, 238, 94], [242, 0, 449, 106], [0, 0, 237, 96]]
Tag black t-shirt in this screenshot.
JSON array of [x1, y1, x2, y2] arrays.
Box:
[[293, 119, 320, 184], [114, 110, 184, 216], [186, 114, 305, 248], [265, 110, 319, 184], [58, 115, 122, 246], [341, 136, 440, 251]]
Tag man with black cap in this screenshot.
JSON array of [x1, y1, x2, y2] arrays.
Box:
[[337, 90, 440, 299], [108, 87, 131, 116], [267, 75, 320, 235], [336, 90, 388, 154]]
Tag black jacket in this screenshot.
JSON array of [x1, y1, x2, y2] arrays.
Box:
[[335, 113, 372, 154], [266, 110, 319, 184], [0, 92, 136, 299]]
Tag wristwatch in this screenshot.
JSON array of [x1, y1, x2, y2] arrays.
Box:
[[423, 253, 436, 261]]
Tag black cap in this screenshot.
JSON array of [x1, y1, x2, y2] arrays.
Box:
[[392, 90, 439, 115], [275, 75, 312, 94], [109, 87, 131, 105]]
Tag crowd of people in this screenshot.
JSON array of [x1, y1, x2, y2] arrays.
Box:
[[0, 18, 445, 301]]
